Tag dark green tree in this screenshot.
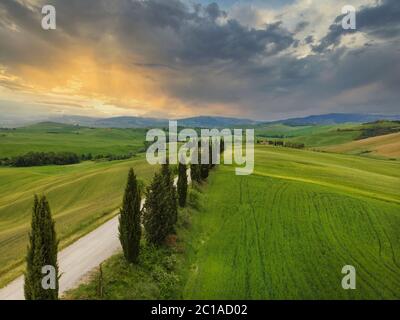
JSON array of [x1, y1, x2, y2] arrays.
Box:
[[161, 162, 178, 231], [197, 140, 209, 180], [190, 148, 202, 183], [220, 139, 225, 154], [118, 168, 142, 263], [190, 162, 201, 183], [177, 161, 188, 207], [200, 147, 209, 180], [209, 142, 217, 169], [143, 172, 170, 246], [200, 163, 209, 180], [24, 195, 59, 300]]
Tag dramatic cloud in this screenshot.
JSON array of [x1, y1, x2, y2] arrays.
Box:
[[0, 0, 399, 120], [314, 0, 400, 52]]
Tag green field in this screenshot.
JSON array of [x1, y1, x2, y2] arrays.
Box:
[[66, 145, 400, 300], [182, 146, 400, 299], [0, 156, 156, 286], [322, 132, 400, 160], [1, 122, 399, 299], [255, 121, 400, 149], [0, 122, 147, 158], [255, 123, 360, 147]]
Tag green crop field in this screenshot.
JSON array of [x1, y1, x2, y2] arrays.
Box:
[[256, 121, 400, 149], [0, 156, 156, 287], [0, 122, 147, 158], [255, 123, 360, 147], [182, 146, 400, 299], [1, 122, 399, 299]]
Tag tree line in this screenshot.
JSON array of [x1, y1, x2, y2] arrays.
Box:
[[258, 140, 305, 149], [0, 151, 137, 167], [4, 152, 80, 167], [23, 139, 224, 299]]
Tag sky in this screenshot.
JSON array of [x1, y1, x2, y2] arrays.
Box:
[[0, 0, 399, 121]]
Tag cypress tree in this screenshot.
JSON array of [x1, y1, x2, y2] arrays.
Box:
[[190, 162, 201, 183], [200, 163, 209, 180], [190, 148, 202, 183], [24, 195, 59, 300], [197, 140, 209, 180], [161, 162, 178, 231], [143, 172, 170, 246], [177, 161, 188, 207], [209, 142, 216, 169], [118, 168, 141, 263], [200, 146, 209, 180]]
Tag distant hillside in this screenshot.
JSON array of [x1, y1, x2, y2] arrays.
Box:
[[322, 132, 400, 160], [19, 121, 82, 132], [256, 120, 400, 149], [271, 113, 400, 126], [49, 115, 259, 128], [93, 116, 168, 128], [178, 116, 259, 128], [3, 113, 400, 129], [50, 115, 168, 128]]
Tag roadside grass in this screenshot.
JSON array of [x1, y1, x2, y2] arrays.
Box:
[[0, 155, 157, 287], [64, 244, 182, 300]]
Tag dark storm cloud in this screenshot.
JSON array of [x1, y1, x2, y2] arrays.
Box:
[[304, 35, 314, 44], [1, 0, 297, 65], [314, 0, 400, 52], [0, 0, 399, 119], [204, 2, 227, 21], [0, 0, 72, 68], [178, 20, 295, 64], [294, 21, 309, 33]]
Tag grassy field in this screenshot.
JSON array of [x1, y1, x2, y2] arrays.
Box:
[[1, 122, 399, 298], [181, 146, 400, 299], [255, 121, 400, 149], [0, 122, 147, 158], [0, 156, 156, 287], [322, 132, 400, 160], [256, 123, 360, 147], [66, 145, 400, 300]]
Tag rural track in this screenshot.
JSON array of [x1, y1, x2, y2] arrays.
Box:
[[0, 169, 191, 300]]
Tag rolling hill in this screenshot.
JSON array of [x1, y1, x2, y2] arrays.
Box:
[[182, 146, 400, 299], [270, 113, 400, 126], [0, 122, 147, 158], [256, 120, 400, 150], [0, 156, 156, 287], [45, 115, 259, 128], [322, 132, 400, 159], [256, 123, 360, 147], [4, 113, 399, 129]]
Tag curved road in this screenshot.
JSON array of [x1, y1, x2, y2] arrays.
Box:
[[0, 170, 190, 300]]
